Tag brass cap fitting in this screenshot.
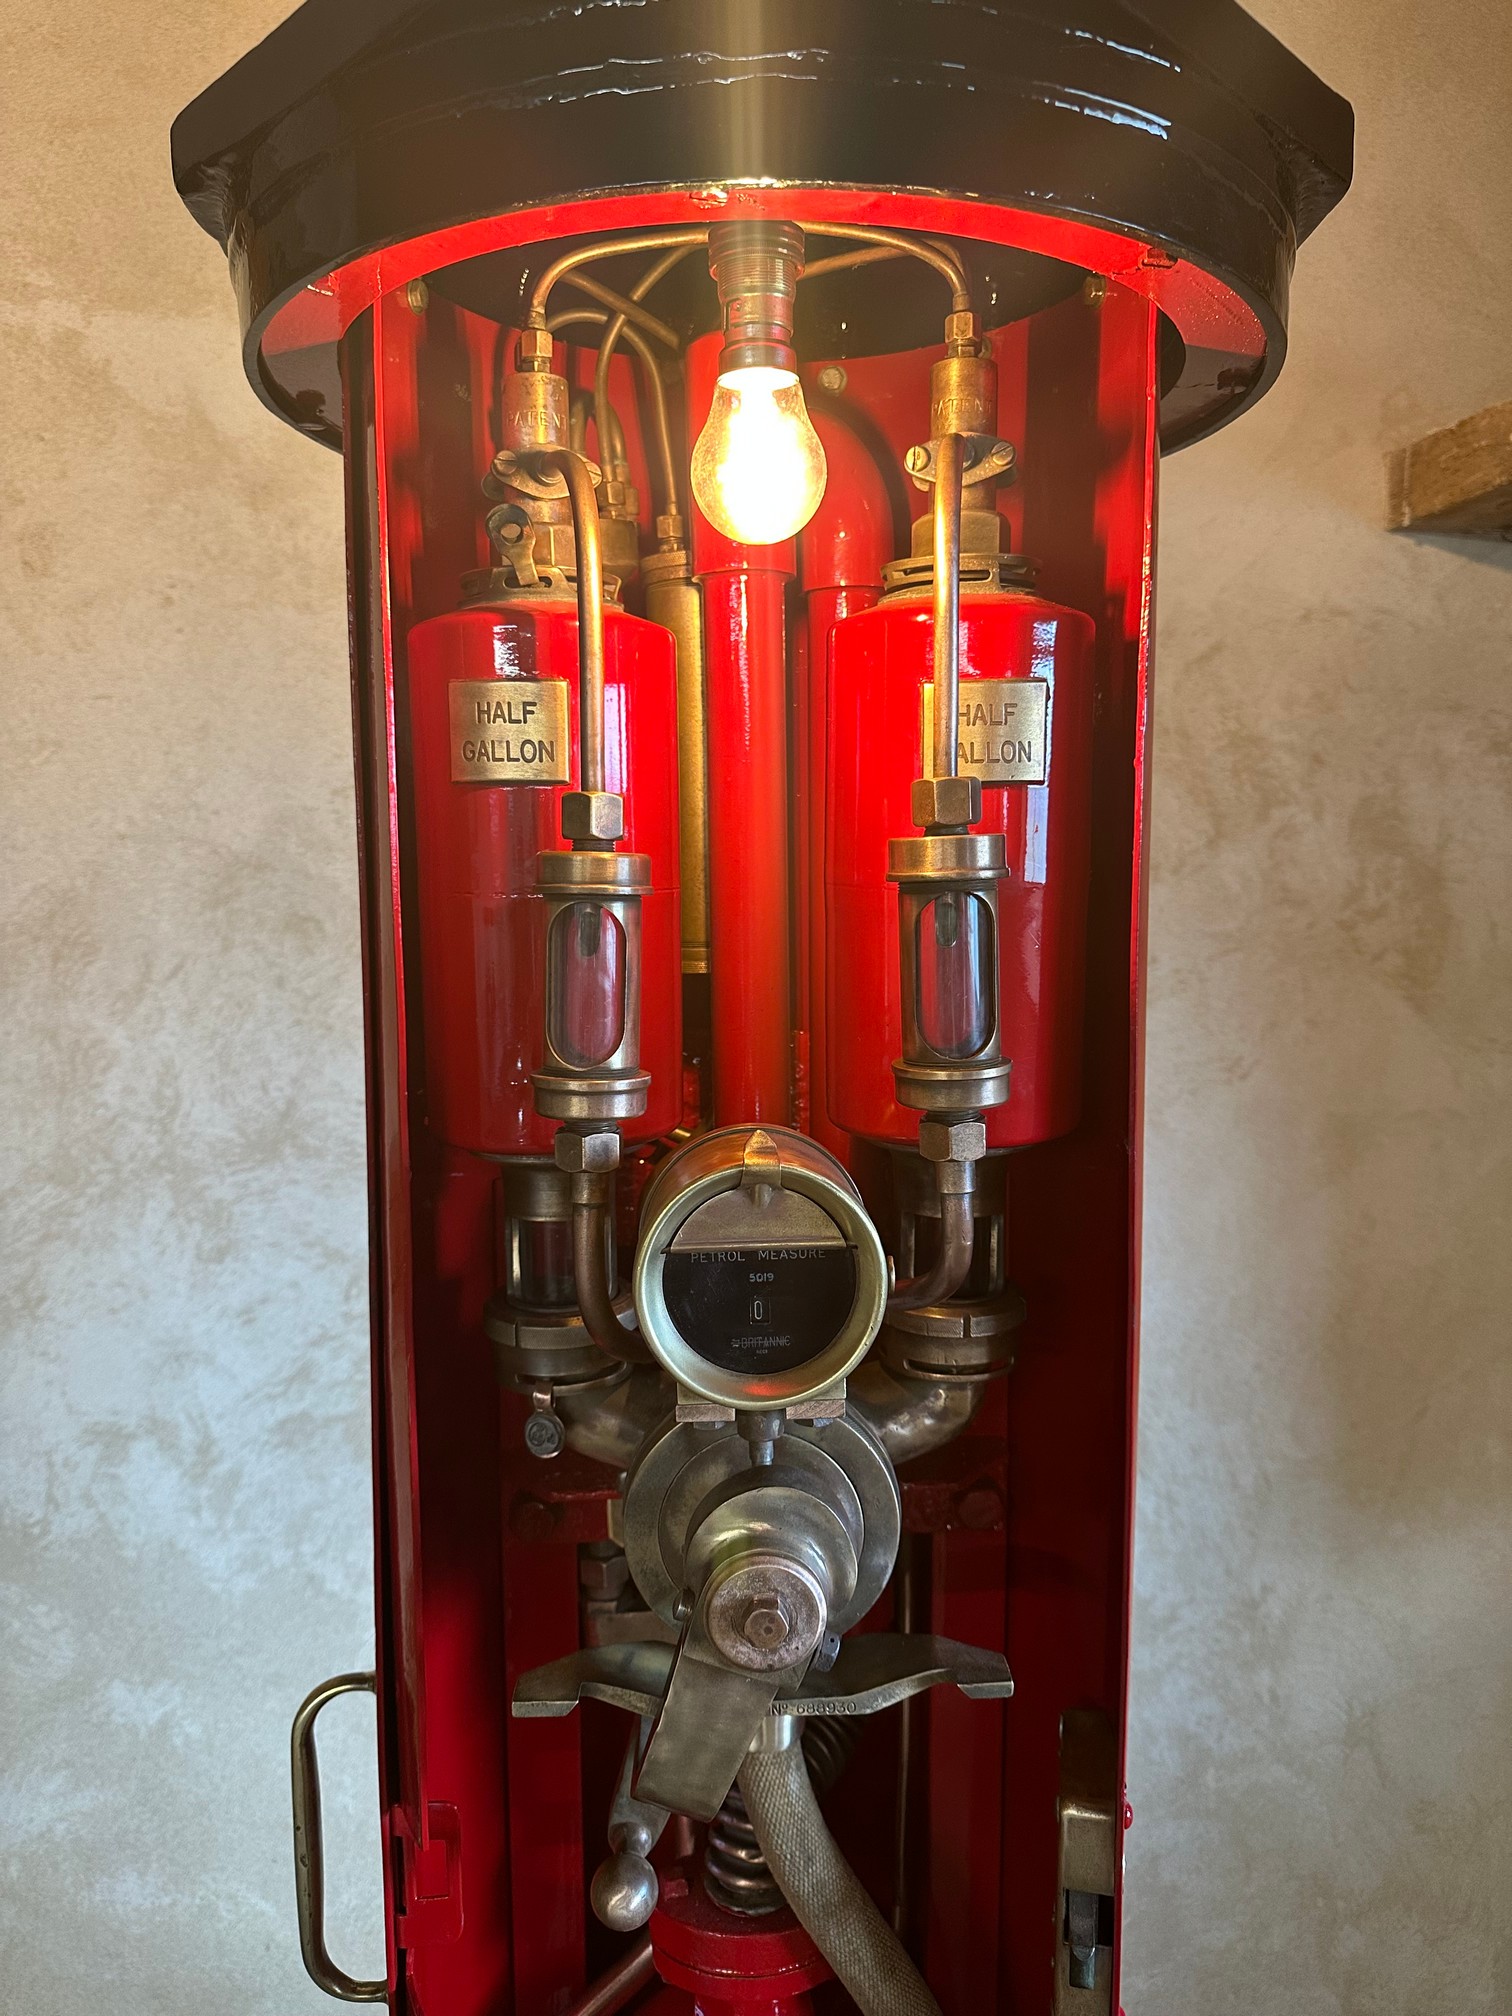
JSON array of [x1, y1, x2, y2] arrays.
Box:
[[560, 790, 626, 844], [553, 1128, 622, 1175], [918, 1117, 988, 1165], [911, 774, 982, 830]]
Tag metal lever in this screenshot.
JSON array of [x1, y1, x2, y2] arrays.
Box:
[[591, 1719, 672, 1930], [631, 1621, 797, 1820], [290, 1672, 387, 2004], [515, 1631, 1013, 1780]]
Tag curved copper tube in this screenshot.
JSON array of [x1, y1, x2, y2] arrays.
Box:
[[573, 1197, 653, 1364], [549, 309, 682, 527], [594, 244, 693, 517], [803, 222, 972, 312], [887, 1188, 975, 1312], [529, 225, 708, 327]]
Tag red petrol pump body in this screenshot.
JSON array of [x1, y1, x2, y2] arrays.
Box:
[[171, 9, 1353, 2015]]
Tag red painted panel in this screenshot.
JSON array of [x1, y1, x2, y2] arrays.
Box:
[[690, 331, 796, 1126]]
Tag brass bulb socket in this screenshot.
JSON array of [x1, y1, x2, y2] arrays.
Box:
[[708, 219, 804, 376]]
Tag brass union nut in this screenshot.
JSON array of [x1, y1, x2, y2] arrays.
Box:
[[944, 309, 982, 353], [561, 790, 625, 843], [553, 1129, 622, 1174], [912, 775, 982, 830], [516, 325, 553, 365], [918, 1118, 988, 1165]]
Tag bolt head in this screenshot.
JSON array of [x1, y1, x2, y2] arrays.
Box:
[[523, 1411, 565, 1459], [578, 1548, 631, 1597], [704, 1555, 826, 1674], [904, 443, 931, 475], [918, 1118, 987, 1165], [516, 325, 553, 363], [816, 364, 847, 394], [553, 1128, 621, 1174], [560, 791, 625, 843], [740, 1600, 791, 1651], [911, 775, 982, 830], [591, 1850, 659, 1932]]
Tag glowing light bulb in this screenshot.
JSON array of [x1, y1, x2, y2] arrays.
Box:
[[691, 366, 827, 546]]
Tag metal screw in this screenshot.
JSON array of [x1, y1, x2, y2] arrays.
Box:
[[816, 364, 847, 394], [741, 1600, 790, 1651], [406, 277, 430, 314], [904, 444, 931, 475], [1081, 274, 1109, 307], [989, 441, 1014, 468]]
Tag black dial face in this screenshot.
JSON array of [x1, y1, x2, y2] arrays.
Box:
[[661, 1242, 859, 1376]]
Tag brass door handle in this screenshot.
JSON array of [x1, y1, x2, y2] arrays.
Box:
[[290, 1672, 388, 2003]]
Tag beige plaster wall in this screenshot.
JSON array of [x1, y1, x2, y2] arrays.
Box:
[[1125, 3, 1512, 2010], [0, 2, 1507, 2012]]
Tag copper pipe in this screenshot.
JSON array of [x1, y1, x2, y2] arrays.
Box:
[[566, 384, 628, 467], [529, 226, 708, 326], [549, 309, 682, 525], [888, 1188, 974, 1311], [557, 270, 680, 350], [800, 243, 907, 286], [557, 1936, 656, 2016], [572, 1196, 652, 1364], [539, 449, 606, 798], [931, 431, 966, 785], [595, 245, 693, 512], [803, 223, 971, 311]]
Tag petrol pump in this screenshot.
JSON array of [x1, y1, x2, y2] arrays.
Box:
[[171, 7, 1353, 2014]]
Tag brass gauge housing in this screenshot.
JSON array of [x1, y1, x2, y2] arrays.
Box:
[[633, 1125, 887, 1408]]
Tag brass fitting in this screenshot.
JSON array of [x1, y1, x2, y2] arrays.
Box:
[[917, 1117, 988, 1165], [554, 1128, 623, 1175], [560, 790, 626, 844], [911, 774, 982, 831], [930, 347, 997, 442], [502, 363, 569, 457]]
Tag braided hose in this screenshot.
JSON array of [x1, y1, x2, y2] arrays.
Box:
[[737, 1741, 942, 2016]]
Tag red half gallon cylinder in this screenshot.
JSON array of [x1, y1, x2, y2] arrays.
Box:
[[406, 592, 681, 1158], [826, 585, 1095, 1150]]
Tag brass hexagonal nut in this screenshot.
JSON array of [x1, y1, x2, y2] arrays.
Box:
[[911, 774, 982, 829], [553, 1128, 622, 1174], [944, 309, 981, 350], [516, 325, 553, 363], [560, 791, 625, 843], [918, 1117, 988, 1165]]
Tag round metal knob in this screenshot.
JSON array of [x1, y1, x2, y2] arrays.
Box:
[[591, 1848, 659, 1931]]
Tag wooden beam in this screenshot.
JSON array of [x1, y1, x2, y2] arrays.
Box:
[[1386, 399, 1512, 538]]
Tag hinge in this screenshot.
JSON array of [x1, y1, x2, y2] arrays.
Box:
[[1053, 1709, 1117, 2014], [392, 1801, 463, 1950]]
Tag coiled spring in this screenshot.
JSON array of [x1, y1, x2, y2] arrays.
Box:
[[703, 1716, 860, 1916]]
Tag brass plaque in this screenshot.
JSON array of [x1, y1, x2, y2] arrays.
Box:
[[449, 679, 571, 784], [921, 678, 1049, 786]]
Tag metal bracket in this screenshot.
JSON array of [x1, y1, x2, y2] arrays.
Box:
[[904, 433, 1017, 490], [513, 1630, 1013, 1726]]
